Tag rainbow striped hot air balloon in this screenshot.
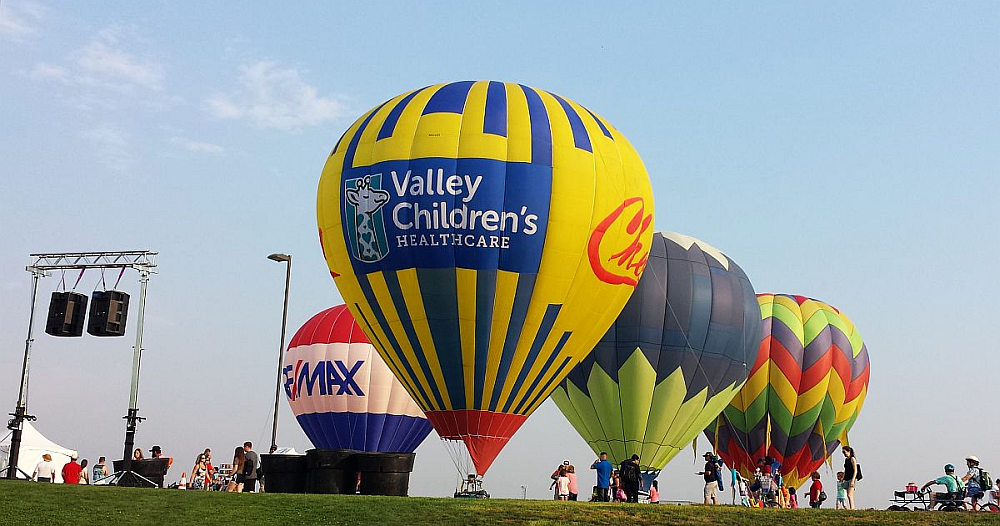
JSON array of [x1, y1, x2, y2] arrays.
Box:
[[283, 305, 433, 452], [317, 81, 654, 474], [705, 294, 871, 488]]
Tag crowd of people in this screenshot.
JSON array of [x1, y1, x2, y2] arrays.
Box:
[[547, 445, 868, 509], [29, 441, 271, 493]]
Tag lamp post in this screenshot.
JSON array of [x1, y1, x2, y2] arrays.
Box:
[[267, 253, 291, 452]]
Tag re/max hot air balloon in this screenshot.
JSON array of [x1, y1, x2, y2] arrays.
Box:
[[283, 305, 433, 453], [705, 294, 871, 488], [551, 232, 761, 485], [317, 81, 654, 474]]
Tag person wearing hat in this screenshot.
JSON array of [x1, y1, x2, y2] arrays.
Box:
[[921, 463, 966, 510], [961, 455, 986, 510], [149, 445, 174, 468], [549, 460, 571, 500], [32, 453, 57, 483], [619, 454, 641, 503], [61, 453, 82, 485], [698, 452, 720, 505]]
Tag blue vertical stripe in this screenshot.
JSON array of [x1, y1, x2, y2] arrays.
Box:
[[378, 88, 428, 140], [549, 93, 592, 153], [518, 85, 552, 166], [515, 331, 572, 413], [502, 303, 562, 413], [584, 107, 614, 139], [488, 273, 536, 411], [422, 81, 475, 115], [524, 351, 574, 414], [483, 81, 507, 137], [380, 271, 448, 410], [352, 294, 436, 411], [343, 102, 388, 169], [473, 270, 497, 407], [416, 268, 466, 410]]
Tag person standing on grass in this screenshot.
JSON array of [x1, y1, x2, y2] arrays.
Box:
[[835, 472, 848, 509], [555, 467, 571, 501], [566, 465, 579, 501], [649, 480, 659, 504], [79, 459, 90, 485], [698, 452, 720, 505], [842, 446, 858, 509], [32, 454, 56, 483], [591, 452, 613, 502], [619, 454, 641, 503], [227, 446, 246, 492], [202, 449, 216, 490], [190, 454, 208, 490], [62, 454, 82, 485], [550, 460, 570, 499], [242, 442, 259, 493], [93, 457, 110, 482], [808, 471, 823, 508]]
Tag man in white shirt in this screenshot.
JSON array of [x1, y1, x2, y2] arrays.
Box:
[[32, 454, 57, 483]]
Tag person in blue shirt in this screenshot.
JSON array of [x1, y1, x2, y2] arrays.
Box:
[[591, 452, 613, 502]]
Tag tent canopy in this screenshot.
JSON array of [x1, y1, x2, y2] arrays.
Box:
[[1, 421, 78, 482]]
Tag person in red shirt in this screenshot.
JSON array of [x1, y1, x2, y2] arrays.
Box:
[[808, 471, 823, 508], [62, 455, 82, 485]]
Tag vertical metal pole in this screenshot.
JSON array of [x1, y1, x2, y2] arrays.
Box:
[[270, 258, 291, 451], [4, 269, 42, 479], [122, 269, 149, 470]]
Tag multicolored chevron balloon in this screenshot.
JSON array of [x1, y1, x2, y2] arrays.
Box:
[[551, 232, 761, 482], [705, 294, 870, 488]]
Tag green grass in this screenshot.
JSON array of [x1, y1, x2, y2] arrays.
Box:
[[0, 480, 996, 526]]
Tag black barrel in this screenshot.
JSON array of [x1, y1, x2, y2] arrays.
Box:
[[306, 449, 356, 494], [260, 454, 307, 494], [355, 452, 415, 497]]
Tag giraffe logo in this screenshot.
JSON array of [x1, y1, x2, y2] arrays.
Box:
[[344, 174, 390, 262]]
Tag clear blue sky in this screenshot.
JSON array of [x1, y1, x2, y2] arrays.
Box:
[[1, 1, 997, 506]]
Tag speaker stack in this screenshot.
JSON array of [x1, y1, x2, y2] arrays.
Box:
[[45, 292, 88, 337], [88, 290, 130, 337]]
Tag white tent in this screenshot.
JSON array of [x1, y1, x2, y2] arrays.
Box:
[[0, 421, 77, 482]]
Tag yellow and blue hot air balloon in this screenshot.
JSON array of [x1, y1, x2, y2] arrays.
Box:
[[317, 81, 654, 474]]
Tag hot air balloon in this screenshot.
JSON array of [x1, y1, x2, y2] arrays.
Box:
[[283, 305, 433, 452], [705, 294, 871, 488], [551, 232, 761, 486], [317, 81, 654, 474]]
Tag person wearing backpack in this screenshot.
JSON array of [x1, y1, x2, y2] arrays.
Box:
[[808, 471, 825, 508], [961, 455, 988, 510], [921, 463, 966, 510], [841, 446, 860, 509]]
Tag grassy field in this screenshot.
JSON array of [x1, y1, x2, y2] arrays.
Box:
[[0, 480, 997, 526]]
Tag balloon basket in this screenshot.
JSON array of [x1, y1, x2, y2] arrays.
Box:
[[260, 454, 308, 494]]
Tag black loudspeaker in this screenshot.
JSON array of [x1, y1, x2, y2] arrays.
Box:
[[87, 290, 130, 337], [45, 292, 89, 337]]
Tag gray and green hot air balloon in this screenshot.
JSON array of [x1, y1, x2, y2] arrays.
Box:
[[550, 232, 761, 484]]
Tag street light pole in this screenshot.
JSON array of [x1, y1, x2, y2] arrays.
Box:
[[267, 253, 291, 452]]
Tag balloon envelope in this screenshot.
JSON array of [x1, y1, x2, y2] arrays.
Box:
[[552, 232, 761, 475], [705, 294, 871, 487], [283, 305, 433, 453], [317, 81, 654, 473]]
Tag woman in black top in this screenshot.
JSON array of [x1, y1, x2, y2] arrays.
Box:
[[842, 446, 858, 509]]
